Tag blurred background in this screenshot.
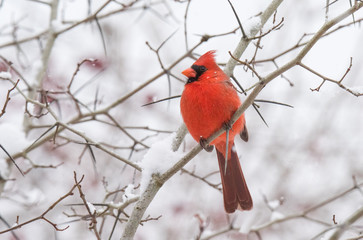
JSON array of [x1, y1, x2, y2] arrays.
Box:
[[0, 0, 362, 239]]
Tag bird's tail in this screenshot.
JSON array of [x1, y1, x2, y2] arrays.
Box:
[[216, 143, 253, 213]]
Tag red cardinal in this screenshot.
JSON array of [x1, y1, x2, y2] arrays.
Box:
[[180, 51, 252, 213]]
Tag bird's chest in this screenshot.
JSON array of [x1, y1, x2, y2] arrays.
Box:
[[180, 83, 236, 140]]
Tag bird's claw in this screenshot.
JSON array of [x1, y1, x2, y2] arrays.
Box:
[[223, 121, 232, 131], [199, 137, 214, 152]]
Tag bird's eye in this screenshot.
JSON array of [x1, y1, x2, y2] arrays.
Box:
[[190, 65, 207, 81], [199, 66, 207, 72]]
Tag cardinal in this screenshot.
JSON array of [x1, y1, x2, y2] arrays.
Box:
[[180, 51, 252, 213]]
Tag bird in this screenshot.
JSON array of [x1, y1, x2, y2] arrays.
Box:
[[180, 50, 252, 213]]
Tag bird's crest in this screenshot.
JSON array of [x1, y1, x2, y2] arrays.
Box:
[[193, 50, 218, 69]]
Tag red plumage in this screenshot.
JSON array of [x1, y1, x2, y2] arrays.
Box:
[[180, 51, 252, 213]]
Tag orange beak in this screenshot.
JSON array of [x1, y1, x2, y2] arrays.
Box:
[[182, 68, 196, 78]]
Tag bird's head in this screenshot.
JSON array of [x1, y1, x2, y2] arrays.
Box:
[[182, 50, 220, 84]]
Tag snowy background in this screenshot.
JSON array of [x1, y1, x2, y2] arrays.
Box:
[[0, 0, 362, 239]]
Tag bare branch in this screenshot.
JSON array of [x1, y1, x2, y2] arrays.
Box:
[[0, 79, 19, 118], [300, 58, 361, 97], [0, 173, 84, 234], [329, 207, 363, 240], [251, 180, 363, 233], [73, 172, 101, 240], [0, 144, 24, 176]]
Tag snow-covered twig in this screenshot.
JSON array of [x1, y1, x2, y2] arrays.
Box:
[[224, 0, 284, 77]]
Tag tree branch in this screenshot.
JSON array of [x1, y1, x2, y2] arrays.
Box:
[[224, 0, 284, 77], [0, 172, 83, 234], [23, 0, 60, 134]]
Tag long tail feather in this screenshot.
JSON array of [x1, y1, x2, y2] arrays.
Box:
[[216, 143, 253, 213]]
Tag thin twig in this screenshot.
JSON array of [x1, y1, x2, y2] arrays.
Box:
[[0, 79, 19, 118], [73, 172, 101, 240], [0, 173, 84, 234]]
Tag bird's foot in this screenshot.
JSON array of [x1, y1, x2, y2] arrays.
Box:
[[199, 137, 214, 152], [223, 121, 232, 131]]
